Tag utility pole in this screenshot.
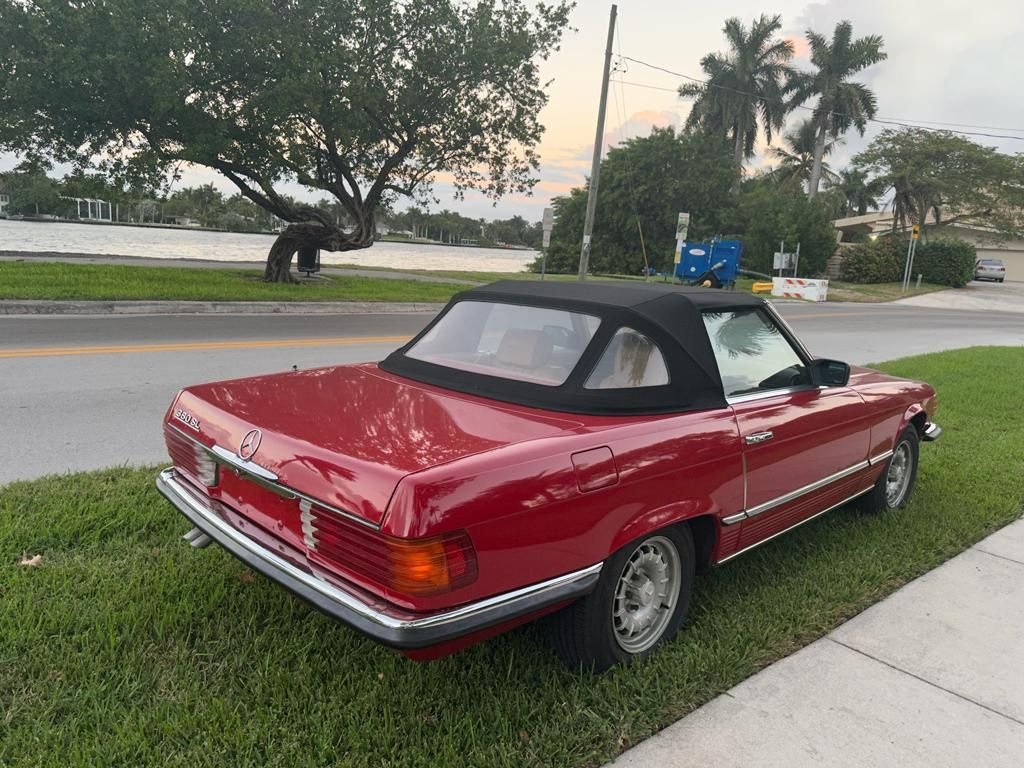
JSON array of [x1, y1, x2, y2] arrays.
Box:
[[577, 3, 617, 281]]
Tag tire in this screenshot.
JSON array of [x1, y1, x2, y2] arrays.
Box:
[[859, 425, 920, 514], [552, 525, 695, 672]]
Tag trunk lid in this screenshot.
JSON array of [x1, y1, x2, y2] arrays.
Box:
[[170, 363, 583, 527]]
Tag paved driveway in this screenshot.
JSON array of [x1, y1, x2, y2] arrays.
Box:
[[897, 280, 1024, 313]]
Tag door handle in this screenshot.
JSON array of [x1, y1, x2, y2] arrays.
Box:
[[744, 431, 774, 445]]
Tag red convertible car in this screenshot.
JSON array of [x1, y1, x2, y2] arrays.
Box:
[[157, 281, 940, 671]]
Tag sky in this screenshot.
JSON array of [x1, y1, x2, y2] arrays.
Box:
[[5, 0, 1024, 221]]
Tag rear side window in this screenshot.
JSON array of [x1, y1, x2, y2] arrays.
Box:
[[584, 327, 669, 389], [702, 309, 810, 397]]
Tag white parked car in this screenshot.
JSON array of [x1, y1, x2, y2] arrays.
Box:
[[974, 259, 1006, 282]]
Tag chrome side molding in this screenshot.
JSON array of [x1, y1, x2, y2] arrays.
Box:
[[720, 458, 873, 527], [717, 485, 874, 564], [745, 460, 870, 519], [868, 449, 894, 466]]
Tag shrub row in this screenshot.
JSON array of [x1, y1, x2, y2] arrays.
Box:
[[839, 235, 977, 287]]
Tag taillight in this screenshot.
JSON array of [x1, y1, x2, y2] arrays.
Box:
[[164, 425, 218, 487], [191, 443, 218, 486], [302, 501, 477, 596], [386, 532, 478, 595]]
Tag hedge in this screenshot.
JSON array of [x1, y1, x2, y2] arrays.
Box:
[[839, 235, 977, 287], [914, 237, 977, 288], [838, 237, 904, 283]]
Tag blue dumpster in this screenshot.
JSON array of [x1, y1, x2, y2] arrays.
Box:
[[674, 239, 742, 288]]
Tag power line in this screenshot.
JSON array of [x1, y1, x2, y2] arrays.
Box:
[[611, 18, 650, 271], [612, 78, 678, 94], [619, 54, 1024, 142]]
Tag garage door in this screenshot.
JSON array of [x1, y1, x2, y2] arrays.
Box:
[[975, 248, 1024, 282]]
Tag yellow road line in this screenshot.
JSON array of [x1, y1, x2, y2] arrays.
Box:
[[0, 335, 411, 360]]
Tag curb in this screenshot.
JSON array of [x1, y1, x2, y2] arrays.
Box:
[[0, 300, 446, 316]]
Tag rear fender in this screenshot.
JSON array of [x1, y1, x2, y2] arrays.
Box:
[[610, 498, 716, 556]]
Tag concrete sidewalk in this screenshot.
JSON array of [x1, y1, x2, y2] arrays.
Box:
[[896, 281, 1024, 314], [611, 518, 1024, 767]]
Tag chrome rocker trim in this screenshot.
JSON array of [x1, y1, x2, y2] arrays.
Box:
[[717, 485, 875, 564], [156, 468, 602, 649], [868, 449, 894, 466]]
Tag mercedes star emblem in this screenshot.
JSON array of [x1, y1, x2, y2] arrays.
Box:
[[238, 429, 262, 461]]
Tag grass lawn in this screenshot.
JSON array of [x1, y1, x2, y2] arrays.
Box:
[[0, 262, 464, 303], [0, 260, 750, 303], [827, 280, 946, 302], [2, 348, 1023, 767]]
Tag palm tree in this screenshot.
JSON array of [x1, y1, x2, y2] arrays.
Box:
[[769, 119, 840, 189], [788, 21, 886, 199], [679, 15, 794, 175], [835, 167, 883, 216]]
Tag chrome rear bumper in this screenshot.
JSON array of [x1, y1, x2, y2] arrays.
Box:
[[155, 469, 601, 649], [923, 422, 942, 442]]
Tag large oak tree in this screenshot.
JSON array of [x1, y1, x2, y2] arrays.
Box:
[[854, 128, 1024, 239], [0, 0, 571, 281]]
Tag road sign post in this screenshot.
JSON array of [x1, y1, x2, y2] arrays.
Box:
[[902, 225, 920, 293], [674, 212, 690, 268], [541, 207, 554, 280]]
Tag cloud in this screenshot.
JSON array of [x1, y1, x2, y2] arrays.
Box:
[[785, 0, 1024, 165]]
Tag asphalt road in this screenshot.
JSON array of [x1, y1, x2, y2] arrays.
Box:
[[2, 301, 1023, 486]]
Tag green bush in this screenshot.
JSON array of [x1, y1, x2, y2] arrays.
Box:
[[838, 237, 904, 283], [915, 237, 976, 287]]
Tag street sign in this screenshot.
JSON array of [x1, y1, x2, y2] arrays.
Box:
[[773, 251, 793, 270], [675, 212, 690, 242], [542, 207, 554, 230], [674, 212, 690, 265], [542, 207, 553, 249], [912, 224, 920, 240]]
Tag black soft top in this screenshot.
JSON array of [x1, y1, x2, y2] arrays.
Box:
[[381, 280, 767, 415]]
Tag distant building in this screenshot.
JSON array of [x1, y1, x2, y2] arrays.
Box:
[[165, 215, 201, 227], [833, 212, 1023, 282], [61, 196, 113, 221]]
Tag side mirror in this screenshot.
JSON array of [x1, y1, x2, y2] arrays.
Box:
[[810, 358, 850, 387]]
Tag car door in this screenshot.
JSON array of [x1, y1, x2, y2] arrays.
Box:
[[701, 307, 873, 551]]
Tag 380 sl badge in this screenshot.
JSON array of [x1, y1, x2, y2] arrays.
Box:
[[173, 408, 200, 431]]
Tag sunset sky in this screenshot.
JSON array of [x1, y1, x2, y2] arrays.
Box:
[[5, 0, 1023, 222]]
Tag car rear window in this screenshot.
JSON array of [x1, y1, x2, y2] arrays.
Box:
[[405, 301, 601, 386], [979, 259, 1004, 265]]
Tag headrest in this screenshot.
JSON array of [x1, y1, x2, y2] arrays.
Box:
[[495, 329, 553, 370]]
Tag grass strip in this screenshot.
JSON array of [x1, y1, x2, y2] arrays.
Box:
[[1, 347, 1022, 767], [0, 262, 464, 303]]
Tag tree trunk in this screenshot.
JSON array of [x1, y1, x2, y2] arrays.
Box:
[[807, 121, 829, 200], [731, 129, 745, 192], [263, 216, 375, 283]]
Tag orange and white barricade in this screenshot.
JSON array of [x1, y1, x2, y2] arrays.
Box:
[[771, 277, 829, 302]]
